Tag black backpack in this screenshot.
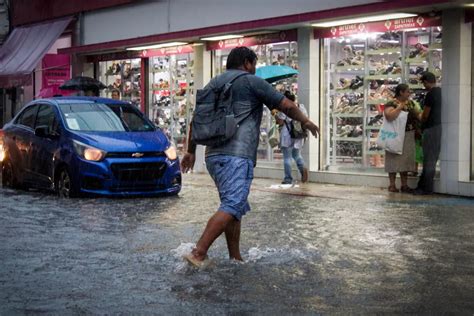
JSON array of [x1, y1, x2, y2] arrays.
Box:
[[191, 72, 249, 147]]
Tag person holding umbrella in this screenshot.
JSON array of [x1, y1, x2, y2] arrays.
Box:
[[59, 76, 106, 96]]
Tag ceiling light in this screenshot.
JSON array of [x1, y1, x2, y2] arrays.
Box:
[[200, 34, 244, 41], [311, 13, 418, 28], [466, 3, 474, 7], [126, 42, 188, 51]]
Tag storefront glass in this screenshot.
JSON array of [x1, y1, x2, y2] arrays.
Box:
[[148, 50, 194, 156], [318, 16, 442, 173], [209, 31, 298, 162], [98, 58, 142, 107]]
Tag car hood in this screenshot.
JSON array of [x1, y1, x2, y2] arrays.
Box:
[[71, 131, 170, 152]]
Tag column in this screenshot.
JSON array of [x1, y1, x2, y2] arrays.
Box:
[[297, 27, 320, 173], [440, 9, 472, 194], [190, 44, 212, 173]]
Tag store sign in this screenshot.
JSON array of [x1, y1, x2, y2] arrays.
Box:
[[86, 51, 141, 63], [206, 30, 298, 50], [39, 54, 71, 98], [313, 15, 441, 38], [141, 45, 194, 57]]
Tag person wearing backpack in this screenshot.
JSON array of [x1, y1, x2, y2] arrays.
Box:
[[275, 91, 309, 184], [180, 46, 319, 267]]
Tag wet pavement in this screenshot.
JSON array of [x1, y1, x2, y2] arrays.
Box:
[[0, 173, 473, 314]]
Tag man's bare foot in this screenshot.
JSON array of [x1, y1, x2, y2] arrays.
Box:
[[183, 253, 210, 268]]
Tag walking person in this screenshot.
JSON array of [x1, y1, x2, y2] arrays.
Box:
[[180, 47, 319, 267], [275, 91, 308, 184], [415, 72, 442, 195], [383, 84, 421, 193]]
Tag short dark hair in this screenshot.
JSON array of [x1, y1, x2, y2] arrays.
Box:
[[284, 90, 296, 102], [111, 89, 120, 95], [226, 47, 258, 70], [420, 71, 436, 84], [394, 83, 409, 97]]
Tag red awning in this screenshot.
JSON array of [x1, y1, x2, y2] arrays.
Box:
[[0, 16, 72, 88]]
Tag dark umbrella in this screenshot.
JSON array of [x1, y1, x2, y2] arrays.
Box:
[[59, 76, 107, 91], [255, 65, 298, 84]]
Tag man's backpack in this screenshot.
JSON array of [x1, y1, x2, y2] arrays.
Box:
[[191, 72, 248, 147], [285, 119, 308, 139]]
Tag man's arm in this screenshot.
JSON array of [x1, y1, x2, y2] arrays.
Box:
[[419, 106, 431, 123], [180, 123, 196, 172], [277, 97, 320, 137]]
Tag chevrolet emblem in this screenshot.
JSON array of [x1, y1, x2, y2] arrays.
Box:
[[131, 152, 144, 158]]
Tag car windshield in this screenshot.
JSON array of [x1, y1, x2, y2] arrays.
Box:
[[58, 103, 155, 132]]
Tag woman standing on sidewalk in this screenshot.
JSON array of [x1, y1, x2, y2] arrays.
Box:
[[383, 84, 421, 193], [275, 91, 309, 184]]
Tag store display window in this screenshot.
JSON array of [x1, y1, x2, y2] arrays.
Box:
[[209, 31, 298, 163], [318, 15, 442, 173], [98, 59, 142, 107], [148, 49, 194, 156]]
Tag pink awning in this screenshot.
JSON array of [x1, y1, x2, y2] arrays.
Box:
[[0, 16, 72, 88]]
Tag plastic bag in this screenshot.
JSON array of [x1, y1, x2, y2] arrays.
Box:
[[376, 111, 408, 155]]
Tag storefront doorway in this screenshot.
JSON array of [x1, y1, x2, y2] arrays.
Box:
[[316, 15, 443, 174]]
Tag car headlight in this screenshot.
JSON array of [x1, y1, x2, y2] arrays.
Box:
[[164, 145, 177, 160], [0, 143, 4, 162], [72, 140, 106, 162]]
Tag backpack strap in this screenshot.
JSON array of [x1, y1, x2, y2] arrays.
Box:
[[213, 71, 250, 110]]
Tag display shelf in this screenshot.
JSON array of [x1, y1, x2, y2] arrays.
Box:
[[366, 48, 401, 55], [366, 75, 402, 80], [367, 99, 389, 105], [332, 113, 364, 118], [409, 84, 425, 90], [335, 66, 365, 72], [405, 58, 428, 64], [333, 137, 363, 142], [333, 88, 364, 94]]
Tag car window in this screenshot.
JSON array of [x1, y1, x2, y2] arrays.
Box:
[[35, 104, 60, 134], [16, 105, 38, 129], [58, 103, 155, 132]]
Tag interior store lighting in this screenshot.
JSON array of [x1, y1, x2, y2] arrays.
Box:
[[311, 13, 418, 28], [200, 34, 244, 41], [126, 42, 188, 51]]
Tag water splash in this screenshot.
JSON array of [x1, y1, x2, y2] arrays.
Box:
[[170, 242, 195, 273]]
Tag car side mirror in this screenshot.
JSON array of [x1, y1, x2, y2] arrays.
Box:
[[34, 126, 52, 138]]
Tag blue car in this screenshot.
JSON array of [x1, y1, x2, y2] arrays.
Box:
[[1, 97, 181, 197]]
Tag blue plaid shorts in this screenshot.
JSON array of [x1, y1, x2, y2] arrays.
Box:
[[205, 155, 254, 221]]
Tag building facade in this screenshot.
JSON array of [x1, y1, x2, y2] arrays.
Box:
[[1, 0, 473, 196]]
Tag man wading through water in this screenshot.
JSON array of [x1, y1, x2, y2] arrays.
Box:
[[181, 47, 319, 267]]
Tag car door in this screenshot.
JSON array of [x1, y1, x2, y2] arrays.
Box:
[[29, 103, 61, 189], [7, 104, 39, 183]]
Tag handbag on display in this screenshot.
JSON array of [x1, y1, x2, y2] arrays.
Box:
[[376, 110, 408, 155]]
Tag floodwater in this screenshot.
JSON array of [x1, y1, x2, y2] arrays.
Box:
[[0, 179, 473, 314]]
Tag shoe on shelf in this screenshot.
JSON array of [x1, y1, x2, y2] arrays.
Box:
[[400, 186, 415, 193], [388, 185, 399, 193]]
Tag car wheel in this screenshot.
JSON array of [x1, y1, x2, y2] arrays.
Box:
[[2, 159, 19, 188], [57, 167, 78, 198]]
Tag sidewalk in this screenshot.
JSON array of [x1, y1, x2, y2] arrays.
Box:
[[183, 173, 458, 204]]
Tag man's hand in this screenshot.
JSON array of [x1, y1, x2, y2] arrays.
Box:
[[181, 153, 196, 173], [303, 120, 320, 138]]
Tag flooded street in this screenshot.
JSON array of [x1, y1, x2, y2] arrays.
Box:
[[1, 174, 473, 314]]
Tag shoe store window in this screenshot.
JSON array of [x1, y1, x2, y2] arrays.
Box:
[[99, 59, 142, 107], [148, 49, 194, 156], [317, 15, 442, 173], [208, 31, 299, 163]]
